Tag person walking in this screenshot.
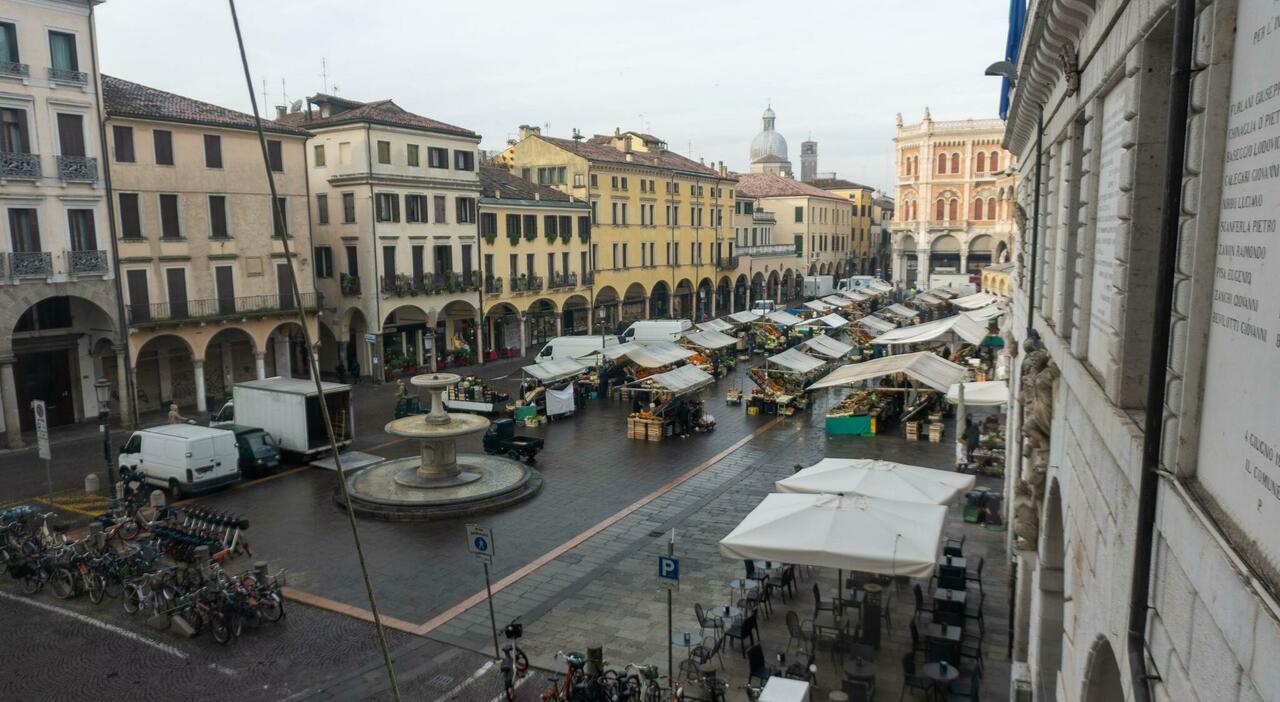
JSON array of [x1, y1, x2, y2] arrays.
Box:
[[963, 415, 981, 463], [350, 357, 361, 385], [335, 359, 346, 384], [676, 401, 692, 438], [167, 402, 187, 424]]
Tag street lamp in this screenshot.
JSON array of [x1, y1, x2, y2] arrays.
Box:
[[94, 377, 115, 494]]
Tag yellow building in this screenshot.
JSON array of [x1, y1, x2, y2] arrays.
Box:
[[477, 164, 593, 355], [731, 191, 802, 304], [870, 195, 895, 277], [811, 178, 876, 275], [495, 127, 739, 324], [733, 173, 852, 284], [102, 76, 318, 415]]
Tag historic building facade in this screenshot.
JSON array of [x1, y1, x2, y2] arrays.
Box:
[[748, 105, 792, 177], [812, 178, 876, 275], [891, 111, 1017, 288], [0, 0, 122, 445], [1001, 0, 1280, 700], [103, 77, 316, 414], [870, 194, 894, 278], [734, 172, 851, 281]]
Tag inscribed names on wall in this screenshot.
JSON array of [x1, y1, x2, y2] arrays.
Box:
[[1197, 0, 1280, 571], [1087, 80, 1128, 372]]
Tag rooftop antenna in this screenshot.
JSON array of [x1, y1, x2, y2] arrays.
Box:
[[320, 57, 329, 94], [280, 77, 287, 106], [261, 77, 268, 109], [571, 128, 583, 143]]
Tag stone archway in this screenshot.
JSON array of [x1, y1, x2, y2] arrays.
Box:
[[968, 234, 994, 273], [650, 281, 671, 318], [734, 274, 748, 312], [1082, 638, 1124, 702], [750, 272, 765, 304], [593, 285, 620, 332], [134, 334, 198, 414], [439, 299, 480, 367], [622, 283, 647, 324], [201, 328, 257, 406], [695, 278, 714, 321], [265, 321, 311, 380], [526, 298, 559, 347], [766, 270, 780, 302], [484, 302, 521, 357], [1037, 478, 1067, 701], [673, 278, 694, 319], [562, 294, 590, 335], [715, 276, 732, 316]]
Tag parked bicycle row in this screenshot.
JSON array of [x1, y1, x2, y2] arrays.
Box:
[[1, 499, 281, 646]]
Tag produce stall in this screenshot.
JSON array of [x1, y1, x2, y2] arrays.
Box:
[[520, 358, 592, 419], [444, 375, 511, 415], [879, 303, 921, 323], [747, 347, 827, 416], [808, 351, 968, 441], [803, 299, 835, 314], [951, 291, 1002, 309], [680, 329, 740, 377], [871, 313, 987, 352], [697, 318, 736, 333], [624, 364, 716, 441], [801, 334, 854, 360], [946, 380, 1010, 475], [800, 313, 850, 331], [825, 390, 889, 436], [856, 314, 897, 335]]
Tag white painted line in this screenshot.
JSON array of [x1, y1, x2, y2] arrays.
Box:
[[441, 659, 493, 699], [485, 668, 535, 702], [0, 590, 237, 676]]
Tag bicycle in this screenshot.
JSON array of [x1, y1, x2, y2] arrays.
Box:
[[500, 617, 530, 701], [539, 650, 588, 702]]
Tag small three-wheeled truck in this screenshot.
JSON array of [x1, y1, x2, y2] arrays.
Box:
[[483, 419, 543, 464]]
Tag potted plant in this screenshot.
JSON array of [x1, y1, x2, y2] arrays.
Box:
[[560, 231, 571, 244], [524, 227, 537, 242], [394, 273, 412, 297]]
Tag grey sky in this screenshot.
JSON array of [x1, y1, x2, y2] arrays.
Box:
[[96, 0, 1009, 192]]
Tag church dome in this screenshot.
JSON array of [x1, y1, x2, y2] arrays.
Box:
[[750, 105, 787, 163]]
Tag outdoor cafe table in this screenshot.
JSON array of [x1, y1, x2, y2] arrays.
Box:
[[672, 631, 704, 649], [710, 604, 743, 621], [938, 555, 967, 570], [922, 622, 963, 642], [923, 662, 959, 700], [758, 675, 810, 702], [843, 655, 878, 681], [933, 587, 967, 612], [728, 578, 759, 600]]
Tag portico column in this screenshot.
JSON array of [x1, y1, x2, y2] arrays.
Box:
[[254, 351, 267, 380], [475, 311, 484, 366], [916, 246, 931, 288], [0, 355, 23, 449], [274, 336, 291, 377], [192, 359, 207, 413], [960, 252, 969, 276], [729, 286, 736, 313], [114, 346, 131, 425], [518, 316, 527, 353]]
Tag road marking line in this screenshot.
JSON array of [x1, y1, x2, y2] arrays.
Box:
[[33, 497, 104, 517], [0, 589, 236, 676], [280, 586, 421, 634], [486, 668, 534, 702], [442, 659, 494, 699]]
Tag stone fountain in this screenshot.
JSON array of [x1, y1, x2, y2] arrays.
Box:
[[340, 373, 541, 520]]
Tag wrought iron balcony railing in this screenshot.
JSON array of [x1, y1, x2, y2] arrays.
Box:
[[547, 272, 578, 289], [127, 291, 321, 326], [1, 152, 41, 179], [716, 255, 739, 270], [738, 244, 799, 257], [0, 60, 29, 79], [68, 249, 108, 276], [10, 251, 52, 278], [57, 155, 97, 182], [485, 276, 503, 295], [381, 271, 482, 297], [48, 66, 87, 85]]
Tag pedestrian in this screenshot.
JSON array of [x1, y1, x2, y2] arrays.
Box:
[[963, 415, 981, 463], [956, 435, 970, 473], [632, 394, 644, 414], [676, 402, 691, 438], [335, 359, 346, 384], [167, 402, 187, 424], [350, 357, 361, 385]]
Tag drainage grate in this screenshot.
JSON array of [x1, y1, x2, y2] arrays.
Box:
[[427, 674, 454, 689], [648, 531, 665, 538]]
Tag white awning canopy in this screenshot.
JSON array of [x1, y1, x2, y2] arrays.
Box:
[[631, 364, 714, 394], [802, 335, 854, 358], [822, 295, 857, 307], [803, 300, 834, 312], [946, 380, 1010, 406], [698, 318, 736, 333], [524, 358, 589, 383], [681, 329, 739, 350], [872, 314, 987, 346], [776, 458, 977, 505], [800, 313, 850, 329], [867, 280, 894, 293], [839, 290, 872, 302], [604, 341, 696, 368], [763, 310, 805, 327], [964, 303, 1005, 322], [881, 303, 920, 319], [952, 291, 1000, 309], [766, 348, 827, 373], [856, 315, 897, 334], [718, 493, 946, 578], [727, 311, 763, 325], [807, 351, 968, 392], [914, 293, 944, 305], [928, 287, 960, 299]]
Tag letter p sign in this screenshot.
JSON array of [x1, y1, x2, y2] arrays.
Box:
[[657, 555, 679, 591]]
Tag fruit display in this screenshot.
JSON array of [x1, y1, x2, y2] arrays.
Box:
[[827, 391, 874, 418]]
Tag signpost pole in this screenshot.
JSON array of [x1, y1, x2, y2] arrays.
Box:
[[483, 561, 500, 661], [466, 524, 500, 661], [667, 531, 674, 684]]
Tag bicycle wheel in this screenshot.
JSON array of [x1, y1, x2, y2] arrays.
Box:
[[210, 611, 233, 645], [118, 520, 140, 541], [88, 573, 107, 604], [258, 592, 284, 623], [50, 569, 76, 600], [122, 584, 143, 613], [514, 648, 529, 676], [21, 571, 42, 595]]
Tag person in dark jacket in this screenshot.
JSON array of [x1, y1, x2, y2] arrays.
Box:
[[963, 415, 981, 462], [676, 402, 692, 438]]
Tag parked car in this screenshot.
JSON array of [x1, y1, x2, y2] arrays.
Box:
[[117, 424, 240, 499], [223, 424, 282, 479]]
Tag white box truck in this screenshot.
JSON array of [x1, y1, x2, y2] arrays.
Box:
[[211, 378, 352, 459], [803, 275, 834, 298]]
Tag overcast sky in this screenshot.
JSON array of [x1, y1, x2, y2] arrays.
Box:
[[96, 0, 1009, 192]]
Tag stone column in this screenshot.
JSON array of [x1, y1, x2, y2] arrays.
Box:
[[586, 308, 594, 335], [254, 351, 267, 380], [114, 346, 131, 425], [916, 246, 931, 288], [960, 252, 969, 276], [518, 316, 527, 353], [0, 356, 23, 449], [475, 311, 484, 366], [192, 359, 207, 413], [274, 336, 292, 377], [729, 286, 736, 313]]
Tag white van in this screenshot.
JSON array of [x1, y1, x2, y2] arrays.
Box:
[[750, 299, 777, 315], [117, 424, 241, 498], [536, 335, 620, 363], [620, 319, 693, 343]]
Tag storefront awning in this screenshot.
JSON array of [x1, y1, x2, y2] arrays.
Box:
[[698, 318, 736, 333], [631, 364, 714, 394], [952, 291, 1001, 309], [681, 329, 739, 350], [727, 311, 763, 325], [800, 313, 850, 329], [856, 315, 897, 334], [766, 347, 827, 373], [802, 335, 854, 359], [807, 351, 967, 392], [524, 358, 589, 383], [803, 300, 834, 312], [872, 314, 987, 346], [763, 310, 804, 327], [603, 341, 696, 367], [881, 303, 920, 319]]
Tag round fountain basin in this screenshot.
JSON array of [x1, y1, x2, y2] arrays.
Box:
[[384, 412, 490, 440]]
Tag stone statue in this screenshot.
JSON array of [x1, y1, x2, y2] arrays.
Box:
[[1012, 343, 1059, 551], [923, 106, 931, 120], [895, 112, 903, 128]]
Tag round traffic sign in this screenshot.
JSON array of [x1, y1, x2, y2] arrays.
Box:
[[473, 536, 489, 553]]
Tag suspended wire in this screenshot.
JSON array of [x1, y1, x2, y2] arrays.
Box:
[[224, 2, 401, 698]]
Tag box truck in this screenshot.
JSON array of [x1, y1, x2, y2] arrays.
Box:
[[211, 377, 352, 459], [803, 275, 834, 298]]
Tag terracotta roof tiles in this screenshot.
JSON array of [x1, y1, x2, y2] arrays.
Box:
[[102, 75, 310, 137]]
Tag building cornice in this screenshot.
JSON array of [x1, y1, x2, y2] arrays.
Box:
[[1004, 0, 1098, 153], [326, 172, 483, 191]]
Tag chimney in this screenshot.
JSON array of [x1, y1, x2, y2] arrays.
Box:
[[517, 124, 541, 140], [614, 127, 622, 137], [534, 192, 541, 201], [275, 105, 287, 120]]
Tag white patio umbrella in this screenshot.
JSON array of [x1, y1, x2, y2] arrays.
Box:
[[775, 458, 976, 505], [718, 492, 946, 578]]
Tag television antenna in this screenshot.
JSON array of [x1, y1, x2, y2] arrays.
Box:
[[320, 57, 330, 94]]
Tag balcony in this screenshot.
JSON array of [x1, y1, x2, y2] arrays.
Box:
[[485, 276, 503, 295], [68, 249, 108, 276], [0, 60, 29, 79], [738, 244, 799, 258], [716, 255, 739, 271], [582, 271, 594, 286], [510, 275, 544, 293], [9, 251, 53, 279], [127, 291, 321, 327], [381, 271, 481, 297], [547, 272, 578, 290], [47, 66, 87, 86], [0, 152, 41, 179], [57, 155, 97, 183]]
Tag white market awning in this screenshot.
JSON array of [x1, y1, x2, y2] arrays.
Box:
[[632, 364, 714, 394], [807, 351, 968, 392], [914, 293, 944, 305], [802, 335, 854, 359], [681, 329, 739, 350], [928, 287, 960, 300], [809, 313, 850, 329], [872, 314, 987, 346], [964, 303, 1005, 322], [524, 358, 589, 383], [822, 295, 856, 307], [946, 381, 1010, 406], [803, 300, 834, 312], [867, 280, 894, 293], [698, 318, 736, 333], [718, 493, 946, 579], [881, 303, 920, 319], [777, 458, 977, 505], [952, 291, 1000, 309], [856, 315, 897, 334], [766, 348, 827, 373], [604, 341, 696, 368], [728, 311, 763, 325], [842, 289, 872, 301], [763, 310, 805, 327]]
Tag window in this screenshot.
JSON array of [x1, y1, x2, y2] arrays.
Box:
[[48, 31, 77, 72], [987, 197, 996, 219], [480, 212, 497, 236], [112, 125, 134, 162], [159, 194, 181, 239], [118, 194, 141, 239], [316, 193, 329, 225], [545, 215, 558, 237], [935, 199, 945, 221], [342, 192, 356, 223], [610, 176, 618, 189], [0, 108, 30, 153], [669, 205, 678, 226], [523, 214, 537, 237], [209, 195, 228, 238], [794, 206, 803, 223], [7, 209, 39, 252], [405, 194, 426, 223], [574, 173, 584, 187], [611, 243, 619, 268], [267, 140, 283, 172], [989, 151, 999, 171], [558, 215, 571, 237], [454, 150, 474, 171], [936, 153, 946, 174], [948, 199, 957, 221], [620, 202, 628, 225], [411, 246, 424, 285], [214, 266, 235, 313], [314, 246, 334, 278], [428, 147, 448, 168], [455, 197, 476, 224], [273, 197, 288, 237], [375, 193, 400, 222], [433, 195, 447, 223], [52, 115, 80, 161], [204, 134, 222, 168], [537, 167, 566, 185], [313, 144, 326, 167], [506, 214, 521, 238], [590, 173, 598, 188], [973, 198, 984, 220], [339, 141, 351, 165], [345, 246, 358, 276], [621, 243, 628, 268], [509, 253, 518, 277], [976, 152, 986, 173], [67, 209, 95, 251], [382, 245, 396, 286], [590, 200, 598, 224], [406, 144, 419, 167], [611, 202, 618, 224], [0, 22, 16, 63], [547, 252, 555, 279], [620, 177, 628, 190], [950, 153, 959, 173], [377, 140, 391, 164], [153, 130, 173, 165], [578, 215, 590, 240]]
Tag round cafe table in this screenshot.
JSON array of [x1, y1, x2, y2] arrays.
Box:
[[672, 631, 704, 649], [923, 662, 959, 701], [710, 604, 743, 620], [843, 655, 877, 681]]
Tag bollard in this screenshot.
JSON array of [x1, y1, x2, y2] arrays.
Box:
[[149, 489, 166, 509], [254, 561, 269, 583], [87, 522, 105, 552], [85, 473, 100, 494]]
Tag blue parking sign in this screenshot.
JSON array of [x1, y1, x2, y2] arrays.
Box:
[[657, 556, 679, 590]]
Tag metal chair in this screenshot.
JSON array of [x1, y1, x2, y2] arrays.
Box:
[[786, 610, 814, 657], [725, 610, 759, 656], [912, 583, 934, 623], [695, 602, 725, 638], [963, 592, 985, 636], [747, 644, 775, 686], [965, 557, 985, 596], [899, 652, 930, 701], [842, 678, 875, 702], [942, 534, 965, 558]]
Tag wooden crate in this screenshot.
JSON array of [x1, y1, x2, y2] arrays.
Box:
[[646, 420, 664, 442], [905, 421, 920, 441], [928, 422, 944, 442]]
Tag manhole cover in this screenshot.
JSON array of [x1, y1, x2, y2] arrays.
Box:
[[427, 674, 454, 689]]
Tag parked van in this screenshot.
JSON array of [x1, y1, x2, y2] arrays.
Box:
[[620, 319, 693, 343], [536, 335, 620, 363], [117, 424, 240, 499], [750, 299, 776, 315]]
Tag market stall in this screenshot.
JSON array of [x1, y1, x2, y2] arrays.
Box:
[[747, 347, 827, 416], [824, 390, 893, 435], [519, 358, 592, 420], [748, 310, 801, 354], [951, 291, 1002, 310], [856, 314, 897, 335], [808, 351, 968, 441], [800, 313, 850, 331], [679, 329, 740, 377], [697, 318, 736, 334], [947, 380, 1009, 475], [624, 364, 716, 441], [727, 310, 763, 326], [803, 299, 835, 315], [443, 375, 512, 415], [801, 334, 854, 360], [879, 303, 920, 324], [871, 314, 987, 349]]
